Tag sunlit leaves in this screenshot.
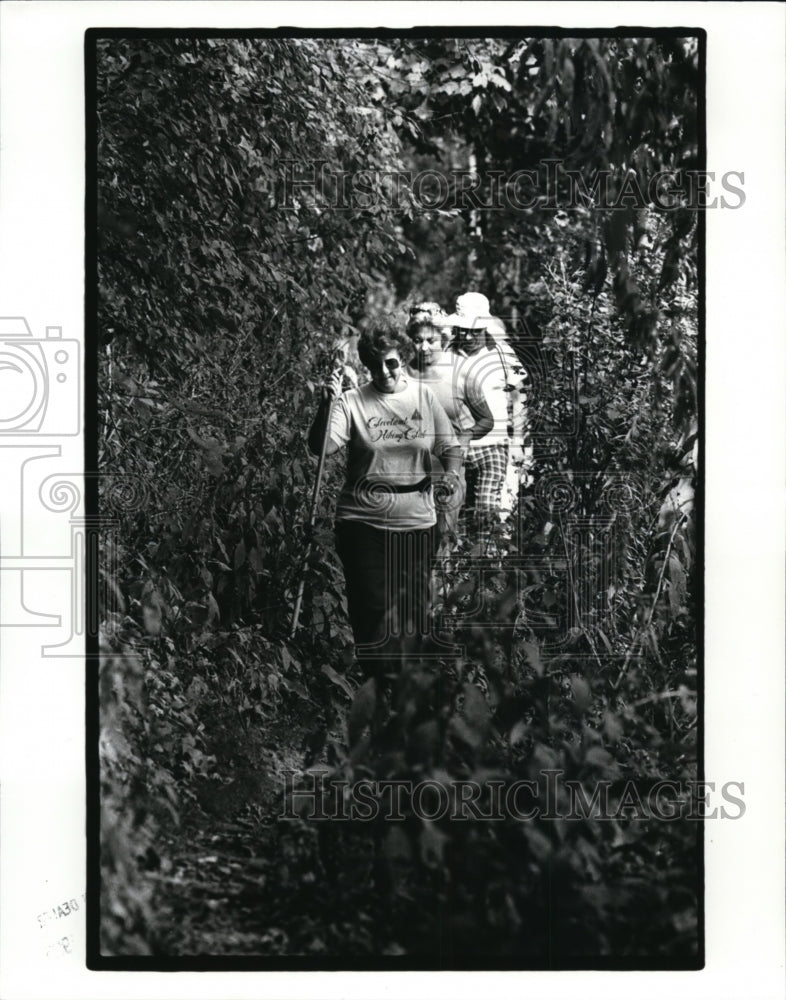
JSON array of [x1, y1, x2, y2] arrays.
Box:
[[99, 35, 699, 960]]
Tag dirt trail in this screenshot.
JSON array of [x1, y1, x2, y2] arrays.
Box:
[[155, 701, 380, 956]]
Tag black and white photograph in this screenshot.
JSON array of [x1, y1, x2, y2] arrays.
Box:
[[0, 2, 784, 996], [93, 27, 705, 967]]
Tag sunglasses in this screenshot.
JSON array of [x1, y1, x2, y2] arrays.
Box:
[[368, 358, 401, 373]]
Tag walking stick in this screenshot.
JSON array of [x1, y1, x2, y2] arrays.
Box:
[[289, 375, 338, 638]]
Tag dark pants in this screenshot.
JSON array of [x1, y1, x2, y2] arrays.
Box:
[[335, 520, 438, 675]]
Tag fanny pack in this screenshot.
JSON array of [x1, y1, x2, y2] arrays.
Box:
[[366, 476, 432, 494]]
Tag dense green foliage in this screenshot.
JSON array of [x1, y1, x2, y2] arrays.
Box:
[[97, 35, 699, 961]]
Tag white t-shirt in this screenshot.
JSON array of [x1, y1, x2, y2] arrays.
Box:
[[406, 353, 486, 437], [329, 378, 458, 529]]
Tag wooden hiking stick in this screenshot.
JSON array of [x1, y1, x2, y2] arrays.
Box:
[[290, 391, 335, 638], [290, 355, 353, 638]]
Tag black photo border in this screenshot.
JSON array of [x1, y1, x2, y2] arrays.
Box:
[[85, 23, 706, 973]]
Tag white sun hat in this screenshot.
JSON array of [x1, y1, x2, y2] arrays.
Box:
[[444, 291, 492, 329]]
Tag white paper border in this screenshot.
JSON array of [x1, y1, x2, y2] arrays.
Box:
[[1, 2, 783, 998]]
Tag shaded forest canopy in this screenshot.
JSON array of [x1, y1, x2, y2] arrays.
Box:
[[97, 35, 700, 962]]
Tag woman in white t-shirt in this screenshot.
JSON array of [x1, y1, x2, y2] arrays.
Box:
[[308, 319, 461, 676]]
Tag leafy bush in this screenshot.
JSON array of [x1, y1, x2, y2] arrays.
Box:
[[96, 35, 699, 960]]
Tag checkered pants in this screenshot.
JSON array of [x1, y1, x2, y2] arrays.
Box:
[[462, 442, 509, 549]]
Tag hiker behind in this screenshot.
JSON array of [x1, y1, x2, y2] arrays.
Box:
[[404, 301, 493, 546], [446, 292, 529, 552], [485, 313, 534, 505], [308, 318, 461, 675]]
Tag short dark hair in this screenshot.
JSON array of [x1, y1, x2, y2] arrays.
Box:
[[357, 317, 413, 368]]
